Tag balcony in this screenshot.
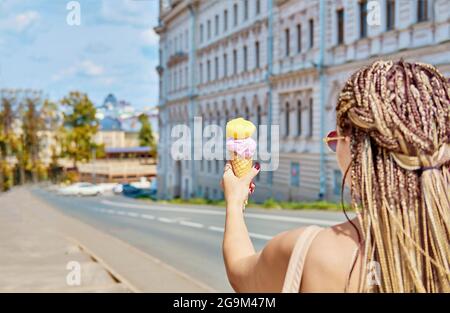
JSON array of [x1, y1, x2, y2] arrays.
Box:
[[154, 22, 165, 35], [167, 51, 188, 68], [275, 0, 290, 6]]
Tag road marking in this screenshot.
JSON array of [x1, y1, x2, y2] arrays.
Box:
[[102, 199, 223, 216], [208, 226, 224, 233], [92, 206, 273, 241], [248, 232, 272, 240], [101, 199, 340, 226], [244, 213, 337, 226], [179, 220, 204, 228], [158, 217, 175, 223], [206, 226, 271, 240]]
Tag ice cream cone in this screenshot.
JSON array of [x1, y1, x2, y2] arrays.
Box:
[[226, 118, 257, 210], [230, 152, 253, 178]]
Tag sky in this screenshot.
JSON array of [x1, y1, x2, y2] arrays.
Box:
[[0, 0, 160, 110]]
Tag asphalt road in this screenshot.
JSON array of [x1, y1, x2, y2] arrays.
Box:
[[33, 189, 351, 292]]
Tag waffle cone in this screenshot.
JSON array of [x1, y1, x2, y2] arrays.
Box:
[[230, 152, 253, 178]]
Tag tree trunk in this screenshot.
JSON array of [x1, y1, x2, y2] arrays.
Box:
[[32, 158, 38, 183], [0, 162, 4, 192], [19, 165, 25, 185]]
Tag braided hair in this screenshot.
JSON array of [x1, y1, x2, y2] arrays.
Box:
[[336, 60, 450, 292]]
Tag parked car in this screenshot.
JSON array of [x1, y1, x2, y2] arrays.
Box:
[[122, 183, 156, 200], [58, 182, 103, 196], [97, 183, 120, 195], [112, 183, 124, 195]]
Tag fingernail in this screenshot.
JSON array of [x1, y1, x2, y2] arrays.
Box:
[[254, 162, 260, 170]]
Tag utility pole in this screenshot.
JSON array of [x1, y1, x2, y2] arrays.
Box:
[[267, 0, 274, 196], [92, 146, 96, 184], [318, 0, 327, 200]]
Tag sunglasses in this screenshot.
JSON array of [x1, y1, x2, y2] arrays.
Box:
[[323, 130, 345, 152]]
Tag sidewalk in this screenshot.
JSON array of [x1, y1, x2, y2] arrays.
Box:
[[0, 187, 215, 292]]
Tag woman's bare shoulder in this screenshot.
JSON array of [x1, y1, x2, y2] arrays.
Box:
[[259, 221, 360, 292], [268, 227, 307, 258], [300, 220, 361, 292], [253, 227, 309, 291], [272, 221, 356, 256]]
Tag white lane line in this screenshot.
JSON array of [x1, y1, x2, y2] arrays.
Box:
[[158, 217, 175, 223], [93, 206, 273, 240], [179, 220, 204, 228], [101, 199, 339, 226], [208, 226, 224, 233], [106, 209, 115, 214], [102, 199, 223, 215], [141, 214, 155, 220], [248, 232, 272, 240], [244, 213, 337, 226], [207, 226, 271, 241]]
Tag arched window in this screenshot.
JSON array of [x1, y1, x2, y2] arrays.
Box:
[[297, 100, 302, 136], [285, 102, 290, 137], [308, 98, 313, 137], [244, 106, 249, 120]]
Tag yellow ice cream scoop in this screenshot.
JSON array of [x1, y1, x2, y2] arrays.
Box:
[[226, 117, 256, 139]]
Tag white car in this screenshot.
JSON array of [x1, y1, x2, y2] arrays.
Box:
[[112, 184, 123, 194], [97, 183, 119, 195], [58, 183, 103, 196]]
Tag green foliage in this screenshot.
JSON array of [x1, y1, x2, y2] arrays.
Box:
[[0, 91, 17, 190], [21, 94, 43, 182], [148, 196, 345, 212], [62, 171, 79, 184], [0, 161, 13, 191], [278, 200, 342, 211], [138, 113, 157, 156], [262, 197, 282, 209], [60, 91, 100, 167]]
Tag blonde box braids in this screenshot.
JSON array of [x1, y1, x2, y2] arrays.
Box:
[[336, 60, 450, 292]]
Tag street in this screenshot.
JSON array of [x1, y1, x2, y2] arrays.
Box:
[[33, 189, 350, 292]]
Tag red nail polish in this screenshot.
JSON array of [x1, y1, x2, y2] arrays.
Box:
[[254, 162, 260, 170]]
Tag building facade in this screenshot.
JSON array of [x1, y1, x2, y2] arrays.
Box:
[[156, 0, 450, 201]]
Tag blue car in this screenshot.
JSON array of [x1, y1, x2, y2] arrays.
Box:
[[122, 183, 157, 200]]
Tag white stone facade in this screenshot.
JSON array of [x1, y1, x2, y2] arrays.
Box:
[[156, 0, 450, 201]]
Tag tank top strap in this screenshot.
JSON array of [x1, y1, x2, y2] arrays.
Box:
[[281, 225, 323, 293]]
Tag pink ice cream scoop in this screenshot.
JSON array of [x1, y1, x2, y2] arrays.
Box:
[[226, 137, 257, 158]]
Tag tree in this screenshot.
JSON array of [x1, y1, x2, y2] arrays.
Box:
[[138, 113, 157, 157], [60, 91, 100, 168], [21, 91, 44, 183], [40, 98, 62, 181], [0, 90, 17, 190]]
